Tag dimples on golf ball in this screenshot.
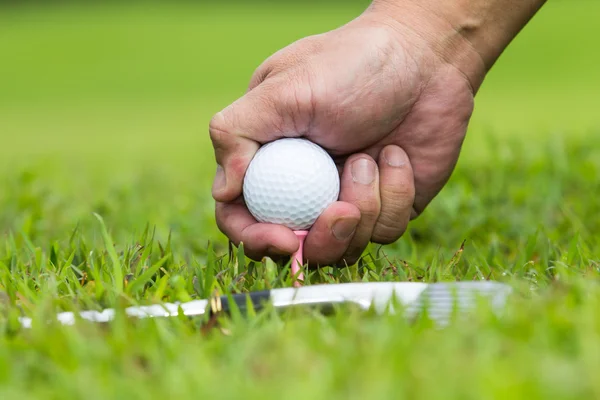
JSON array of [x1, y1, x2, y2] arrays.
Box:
[[243, 138, 340, 230]]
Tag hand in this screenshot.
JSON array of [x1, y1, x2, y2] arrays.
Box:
[[209, 3, 484, 265]]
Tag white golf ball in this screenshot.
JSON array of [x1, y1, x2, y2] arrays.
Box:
[[242, 138, 340, 230]]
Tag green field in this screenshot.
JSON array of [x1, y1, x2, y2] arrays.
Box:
[[0, 1, 599, 398]]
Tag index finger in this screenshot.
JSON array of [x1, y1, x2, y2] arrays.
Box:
[[209, 78, 308, 203], [215, 199, 300, 261]]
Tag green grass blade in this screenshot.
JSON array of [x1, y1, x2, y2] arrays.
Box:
[[126, 254, 169, 296], [93, 213, 123, 295]]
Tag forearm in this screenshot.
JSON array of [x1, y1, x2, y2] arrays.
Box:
[[370, 0, 547, 90]]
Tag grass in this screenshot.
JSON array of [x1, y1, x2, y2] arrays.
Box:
[[0, 1, 599, 398]]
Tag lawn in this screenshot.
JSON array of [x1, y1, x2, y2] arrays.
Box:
[[0, 1, 599, 398]]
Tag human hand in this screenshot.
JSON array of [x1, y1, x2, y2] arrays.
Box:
[[209, 0, 540, 265]]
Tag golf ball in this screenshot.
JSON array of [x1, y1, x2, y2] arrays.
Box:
[[243, 138, 340, 230]]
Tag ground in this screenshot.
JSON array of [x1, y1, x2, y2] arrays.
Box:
[[0, 1, 599, 398]]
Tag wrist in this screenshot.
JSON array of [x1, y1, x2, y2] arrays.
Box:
[[367, 0, 545, 93]]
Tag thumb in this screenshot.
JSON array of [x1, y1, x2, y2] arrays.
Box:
[[209, 77, 312, 203]]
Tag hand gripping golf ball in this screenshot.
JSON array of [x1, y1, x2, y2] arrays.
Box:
[[242, 138, 340, 286]]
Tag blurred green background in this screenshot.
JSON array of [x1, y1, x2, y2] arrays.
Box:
[[0, 0, 598, 251], [1, 4, 599, 397]]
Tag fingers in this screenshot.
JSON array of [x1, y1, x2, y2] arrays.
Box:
[[303, 147, 415, 266], [215, 147, 414, 265], [302, 201, 361, 266], [215, 199, 300, 261], [209, 86, 275, 204], [209, 75, 313, 204], [337, 154, 382, 264], [372, 145, 415, 244]]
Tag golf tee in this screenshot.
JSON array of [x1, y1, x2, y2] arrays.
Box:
[[291, 230, 309, 287]]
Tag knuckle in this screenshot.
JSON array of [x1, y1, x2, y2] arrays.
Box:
[[277, 73, 315, 134], [249, 61, 272, 89], [208, 109, 257, 179], [289, 72, 314, 107], [373, 189, 413, 244], [353, 196, 381, 220], [208, 112, 230, 145], [357, 204, 381, 221], [381, 178, 415, 201]]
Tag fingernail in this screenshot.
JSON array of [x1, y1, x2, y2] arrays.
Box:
[[212, 165, 226, 193], [351, 158, 376, 185], [332, 218, 358, 241], [382, 146, 407, 167]]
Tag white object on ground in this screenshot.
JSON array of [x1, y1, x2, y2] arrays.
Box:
[[243, 138, 340, 230], [18, 281, 513, 328]]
